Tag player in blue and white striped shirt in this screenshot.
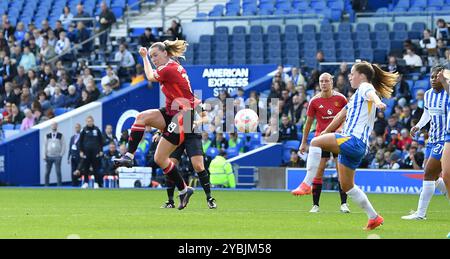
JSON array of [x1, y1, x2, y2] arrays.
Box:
[[402, 65, 449, 220], [295, 61, 398, 230], [438, 65, 450, 202]]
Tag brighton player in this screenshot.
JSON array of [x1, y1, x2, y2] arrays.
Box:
[[438, 66, 450, 202], [292, 73, 350, 214], [294, 61, 398, 230], [402, 65, 449, 220], [114, 40, 199, 210]]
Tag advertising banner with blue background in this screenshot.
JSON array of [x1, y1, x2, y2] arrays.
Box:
[[286, 168, 435, 194], [184, 64, 278, 99]]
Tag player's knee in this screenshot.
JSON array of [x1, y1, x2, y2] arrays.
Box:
[[135, 112, 146, 124], [193, 163, 204, 173], [154, 155, 168, 168]]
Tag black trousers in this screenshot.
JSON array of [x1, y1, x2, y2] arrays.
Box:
[[71, 157, 81, 186], [81, 149, 101, 184]]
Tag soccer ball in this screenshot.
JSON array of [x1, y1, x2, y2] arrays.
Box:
[[234, 109, 259, 133]]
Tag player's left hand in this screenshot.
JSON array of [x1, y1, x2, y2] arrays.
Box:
[[139, 47, 148, 57], [376, 102, 387, 111]]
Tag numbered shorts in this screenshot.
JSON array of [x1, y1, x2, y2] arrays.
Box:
[[425, 141, 445, 160], [159, 107, 198, 146], [335, 134, 367, 170], [170, 133, 203, 162]]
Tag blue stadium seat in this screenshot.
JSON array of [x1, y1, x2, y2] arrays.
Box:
[[285, 24, 299, 34], [267, 25, 281, 35], [321, 41, 336, 50], [303, 41, 317, 50], [429, 0, 444, 7], [337, 40, 354, 49], [337, 32, 352, 41], [338, 23, 352, 33], [393, 22, 407, 31], [411, 0, 427, 8], [284, 33, 298, 42], [393, 31, 408, 41], [356, 40, 372, 49], [337, 49, 355, 62], [395, 0, 410, 9], [320, 24, 334, 33], [250, 33, 263, 42], [232, 34, 246, 43], [375, 31, 390, 41], [356, 23, 370, 32], [355, 31, 370, 41], [302, 32, 316, 42], [214, 34, 229, 43], [357, 49, 374, 62], [374, 23, 389, 32], [286, 41, 300, 50], [284, 57, 300, 67], [375, 40, 390, 50], [231, 56, 247, 65], [320, 32, 334, 41], [373, 49, 387, 64], [215, 26, 229, 35], [232, 26, 246, 35], [302, 24, 316, 33], [267, 33, 281, 42]]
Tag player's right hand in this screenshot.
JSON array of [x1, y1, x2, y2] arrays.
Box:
[[299, 143, 307, 155], [139, 47, 147, 57], [410, 126, 419, 137]]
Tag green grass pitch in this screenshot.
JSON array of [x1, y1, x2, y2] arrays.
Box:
[[0, 188, 448, 239]]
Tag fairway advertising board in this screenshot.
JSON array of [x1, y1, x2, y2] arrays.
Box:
[[286, 168, 439, 194]]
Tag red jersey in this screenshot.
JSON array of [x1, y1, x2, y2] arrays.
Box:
[[154, 60, 200, 116], [307, 91, 347, 136]]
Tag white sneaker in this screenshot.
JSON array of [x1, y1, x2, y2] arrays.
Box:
[[81, 183, 89, 189], [340, 203, 351, 213], [94, 183, 99, 189], [309, 205, 320, 213], [401, 212, 426, 220]]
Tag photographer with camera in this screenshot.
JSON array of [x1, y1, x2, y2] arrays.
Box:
[[419, 29, 437, 58]]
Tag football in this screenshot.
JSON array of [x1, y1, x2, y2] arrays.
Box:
[[234, 109, 259, 133]]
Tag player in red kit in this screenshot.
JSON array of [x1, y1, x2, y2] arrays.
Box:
[[113, 40, 201, 210], [291, 73, 350, 213]]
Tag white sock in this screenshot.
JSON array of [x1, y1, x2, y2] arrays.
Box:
[[125, 152, 134, 159], [179, 187, 188, 195], [417, 181, 435, 217], [346, 186, 378, 219], [435, 177, 447, 195], [303, 146, 322, 186]]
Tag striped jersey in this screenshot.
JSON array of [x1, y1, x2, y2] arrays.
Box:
[[342, 82, 376, 147], [424, 88, 449, 143]]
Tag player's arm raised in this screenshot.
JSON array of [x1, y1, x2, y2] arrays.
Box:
[[139, 47, 158, 83], [322, 108, 347, 135], [366, 90, 386, 111]]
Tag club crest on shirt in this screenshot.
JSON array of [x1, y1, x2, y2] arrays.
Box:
[[327, 109, 333, 115]]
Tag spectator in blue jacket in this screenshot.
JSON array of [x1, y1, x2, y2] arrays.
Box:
[[50, 87, 67, 108], [65, 85, 80, 108]]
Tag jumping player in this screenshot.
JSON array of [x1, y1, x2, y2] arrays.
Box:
[[402, 65, 449, 220], [113, 40, 198, 210], [293, 61, 398, 230], [292, 73, 350, 214]]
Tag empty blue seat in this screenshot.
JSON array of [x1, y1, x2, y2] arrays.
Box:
[[338, 23, 352, 33], [411, 0, 427, 8], [338, 49, 355, 62], [357, 49, 374, 62], [374, 23, 389, 32], [286, 41, 300, 50], [267, 33, 281, 42], [285, 24, 299, 34], [302, 24, 316, 33], [232, 26, 246, 35], [376, 40, 390, 50], [267, 25, 281, 35], [320, 24, 334, 33], [356, 40, 372, 49], [375, 31, 390, 41], [302, 32, 316, 41], [355, 31, 370, 41], [373, 49, 387, 64], [393, 31, 408, 41], [250, 33, 263, 42], [284, 33, 298, 42], [54, 108, 68, 116], [250, 25, 264, 34], [337, 40, 354, 49], [411, 22, 426, 32], [215, 26, 229, 35], [320, 32, 334, 41], [356, 23, 370, 32], [232, 34, 246, 43], [321, 41, 336, 49], [393, 22, 407, 31], [303, 41, 317, 50], [395, 0, 410, 8], [337, 32, 352, 41]]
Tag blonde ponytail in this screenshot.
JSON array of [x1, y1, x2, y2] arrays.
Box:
[[353, 61, 399, 99], [150, 39, 188, 58]]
